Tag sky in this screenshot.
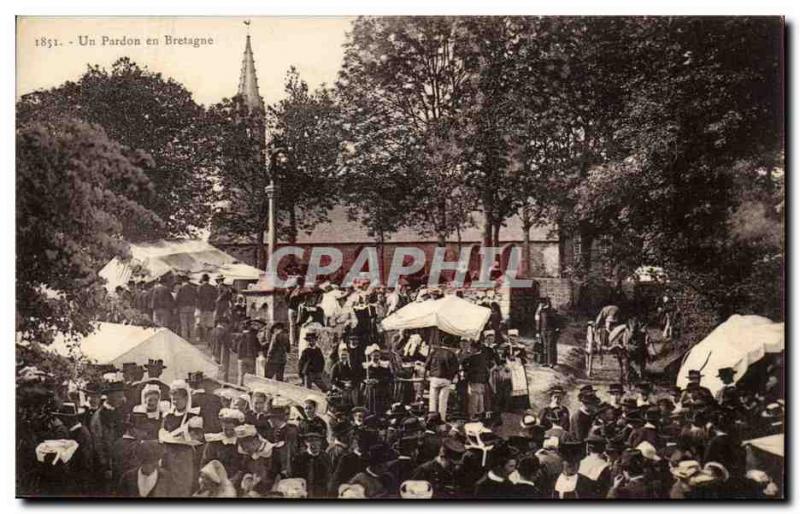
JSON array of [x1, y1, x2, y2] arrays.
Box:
[[16, 16, 354, 107]]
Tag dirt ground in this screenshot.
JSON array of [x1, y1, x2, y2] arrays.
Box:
[[202, 314, 682, 429]]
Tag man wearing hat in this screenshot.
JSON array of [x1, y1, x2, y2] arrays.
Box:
[[202, 408, 245, 480], [607, 449, 652, 499], [195, 273, 217, 344], [682, 370, 714, 404], [714, 367, 738, 403], [150, 275, 176, 328], [90, 375, 127, 493], [551, 440, 583, 499], [175, 274, 198, 342], [424, 341, 460, 422], [576, 434, 611, 499], [265, 402, 299, 479], [411, 437, 464, 498], [628, 407, 661, 448], [538, 385, 571, 431], [116, 440, 175, 497], [473, 443, 519, 498], [327, 420, 354, 473], [300, 397, 329, 439], [291, 431, 333, 498], [389, 434, 421, 485], [187, 371, 222, 434], [460, 339, 492, 420], [607, 383, 625, 409], [298, 329, 329, 392], [571, 386, 599, 442], [328, 428, 376, 496], [347, 442, 397, 498], [121, 362, 144, 421], [265, 322, 291, 382], [52, 402, 95, 495]]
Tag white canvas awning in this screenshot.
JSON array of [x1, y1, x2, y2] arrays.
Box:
[[99, 239, 261, 292], [49, 322, 218, 383], [677, 314, 784, 396], [381, 295, 491, 340], [743, 433, 784, 458]]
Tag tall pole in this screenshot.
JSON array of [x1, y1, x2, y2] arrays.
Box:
[[265, 178, 277, 277]]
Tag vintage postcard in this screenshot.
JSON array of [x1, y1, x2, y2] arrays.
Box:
[[15, 16, 785, 499]]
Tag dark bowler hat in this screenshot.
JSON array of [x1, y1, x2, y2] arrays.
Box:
[[579, 385, 598, 395], [367, 443, 396, 467], [717, 367, 736, 379], [51, 402, 83, 418], [608, 383, 624, 394], [585, 433, 606, 452], [140, 440, 165, 464], [301, 431, 326, 442], [187, 371, 204, 384], [146, 358, 166, 370], [549, 385, 566, 396], [442, 437, 466, 455], [331, 421, 354, 438], [558, 441, 584, 463], [122, 362, 139, 372], [636, 381, 653, 391], [686, 369, 703, 381]]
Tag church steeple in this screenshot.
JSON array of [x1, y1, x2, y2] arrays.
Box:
[[237, 31, 265, 113]]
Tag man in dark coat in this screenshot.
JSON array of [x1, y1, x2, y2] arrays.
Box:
[[538, 385, 570, 431], [291, 432, 332, 498], [187, 371, 222, 434], [175, 275, 197, 342], [298, 332, 329, 392], [389, 434, 420, 486], [607, 449, 652, 499], [473, 443, 518, 499], [510, 455, 544, 498], [576, 435, 612, 499], [571, 387, 598, 442], [265, 323, 291, 381], [116, 441, 175, 498], [54, 402, 97, 495], [328, 428, 376, 496], [195, 273, 217, 343], [90, 380, 126, 494], [150, 276, 175, 328]]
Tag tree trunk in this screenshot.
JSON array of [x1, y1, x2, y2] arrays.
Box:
[[288, 205, 298, 244], [378, 230, 385, 285], [493, 222, 501, 248], [483, 209, 494, 247]]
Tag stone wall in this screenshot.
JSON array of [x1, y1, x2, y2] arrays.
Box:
[[535, 277, 575, 311]]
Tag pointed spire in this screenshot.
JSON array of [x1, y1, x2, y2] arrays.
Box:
[[238, 33, 265, 113]]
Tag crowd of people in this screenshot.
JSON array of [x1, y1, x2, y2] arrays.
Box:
[[17, 272, 784, 499]]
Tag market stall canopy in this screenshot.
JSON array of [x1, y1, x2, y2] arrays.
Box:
[[677, 314, 784, 396], [99, 239, 261, 292], [381, 295, 492, 340], [743, 433, 784, 458], [49, 322, 218, 383]]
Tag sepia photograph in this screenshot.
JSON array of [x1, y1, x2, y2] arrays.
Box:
[[14, 15, 785, 500]]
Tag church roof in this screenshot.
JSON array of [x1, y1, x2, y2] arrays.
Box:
[[238, 35, 265, 113]]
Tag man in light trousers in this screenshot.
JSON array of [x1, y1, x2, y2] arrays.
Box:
[[424, 344, 459, 421]]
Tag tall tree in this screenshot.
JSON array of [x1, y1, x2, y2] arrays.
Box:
[[337, 16, 478, 246], [16, 120, 163, 344], [17, 57, 215, 237]]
